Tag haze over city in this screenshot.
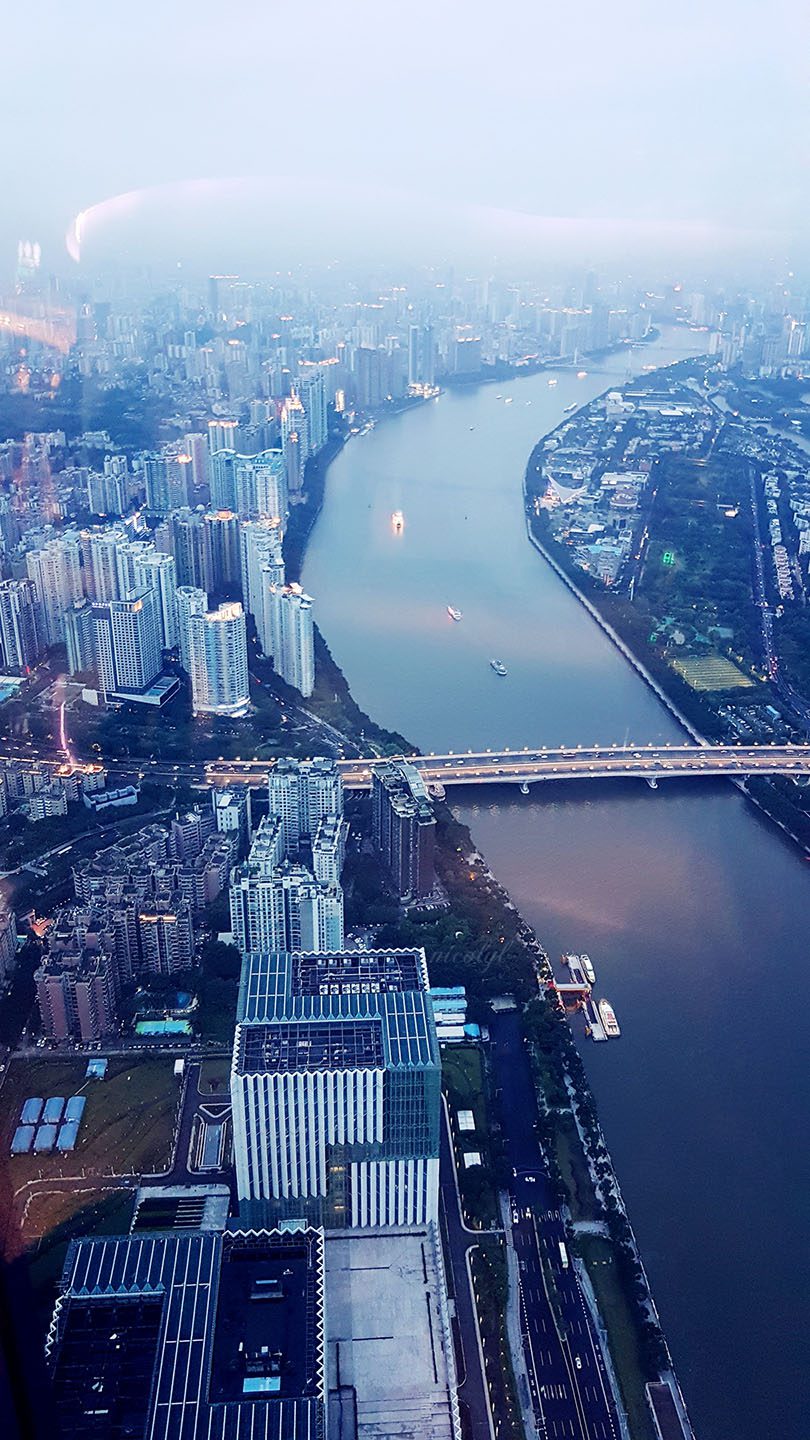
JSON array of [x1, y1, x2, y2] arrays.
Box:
[[3, 0, 809, 274]]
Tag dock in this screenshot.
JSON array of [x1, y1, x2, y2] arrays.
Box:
[[588, 1000, 607, 1042]]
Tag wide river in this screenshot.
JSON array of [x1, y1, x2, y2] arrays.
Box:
[[303, 329, 810, 1440]]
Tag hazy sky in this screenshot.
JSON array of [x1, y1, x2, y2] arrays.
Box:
[[2, 0, 808, 272]]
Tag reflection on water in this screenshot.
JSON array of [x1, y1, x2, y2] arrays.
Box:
[[304, 328, 810, 1440]]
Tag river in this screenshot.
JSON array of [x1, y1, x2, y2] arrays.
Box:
[[302, 328, 810, 1440]]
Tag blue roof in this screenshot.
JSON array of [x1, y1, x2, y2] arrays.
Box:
[[64, 1096, 87, 1123], [85, 1058, 108, 1078], [34, 1123, 57, 1153], [57, 1120, 80, 1152], [11, 1125, 34, 1154], [21, 1097, 44, 1125], [43, 1097, 65, 1125]]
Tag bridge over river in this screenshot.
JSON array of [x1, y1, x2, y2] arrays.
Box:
[[204, 743, 810, 790]]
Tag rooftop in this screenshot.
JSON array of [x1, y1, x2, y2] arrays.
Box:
[[238, 1020, 384, 1074], [325, 1228, 459, 1440], [49, 1229, 325, 1440]]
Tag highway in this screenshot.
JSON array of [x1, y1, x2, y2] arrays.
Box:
[[492, 1013, 621, 1440]]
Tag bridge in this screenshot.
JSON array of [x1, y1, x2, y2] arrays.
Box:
[[203, 743, 810, 791]]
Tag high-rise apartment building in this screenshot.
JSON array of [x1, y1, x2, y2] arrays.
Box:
[[266, 757, 343, 854], [372, 762, 436, 902], [64, 598, 96, 676], [267, 583, 315, 696], [175, 585, 208, 671], [187, 601, 250, 717], [232, 451, 287, 521], [132, 550, 178, 648], [230, 859, 344, 955], [92, 590, 163, 701], [292, 369, 328, 455], [203, 510, 241, 591], [25, 533, 84, 645], [0, 578, 43, 671], [231, 946, 441, 1227]]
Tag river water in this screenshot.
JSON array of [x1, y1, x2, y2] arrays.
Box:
[[303, 329, 810, 1440]]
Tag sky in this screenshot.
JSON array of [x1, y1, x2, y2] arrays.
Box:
[[2, 0, 809, 275]]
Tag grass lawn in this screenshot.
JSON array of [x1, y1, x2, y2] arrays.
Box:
[[554, 1113, 599, 1222], [0, 1055, 179, 1250], [579, 1234, 656, 1440], [442, 1045, 499, 1228]]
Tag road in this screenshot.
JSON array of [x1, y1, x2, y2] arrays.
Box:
[[491, 1013, 622, 1440]]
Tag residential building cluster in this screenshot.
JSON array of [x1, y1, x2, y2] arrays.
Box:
[[0, 755, 110, 822], [33, 787, 251, 1042]]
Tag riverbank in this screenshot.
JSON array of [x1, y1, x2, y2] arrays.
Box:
[[523, 422, 810, 855]]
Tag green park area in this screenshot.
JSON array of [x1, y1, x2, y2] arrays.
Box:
[[0, 1055, 179, 1245], [442, 1044, 500, 1229]]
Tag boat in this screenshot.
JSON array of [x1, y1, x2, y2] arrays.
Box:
[[564, 402, 576, 413], [490, 659, 508, 676], [447, 606, 463, 622], [580, 954, 596, 984], [505, 397, 513, 404], [576, 369, 588, 379], [391, 510, 404, 532], [598, 999, 621, 1037], [547, 377, 558, 387], [520, 782, 530, 795]]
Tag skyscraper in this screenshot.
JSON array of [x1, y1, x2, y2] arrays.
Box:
[[233, 451, 287, 522], [203, 510, 241, 591], [230, 947, 441, 1227], [187, 601, 250, 717], [292, 369, 328, 455], [0, 579, 42, 672], [64, 598, 96, 676]]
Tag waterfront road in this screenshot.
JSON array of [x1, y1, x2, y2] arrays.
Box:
[[491, 1012, 621, 1440]]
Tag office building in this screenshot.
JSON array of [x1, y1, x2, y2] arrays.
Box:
[[231, 946, 441, 1227], [372, 762, 436, 902], [267, 583, 315, 696], [187, 601, 250, 717], [92, 589, 163, 701], [0, 579, 43, 671], [46, 1228, 326, 1440], [267, 757, 343, 854]]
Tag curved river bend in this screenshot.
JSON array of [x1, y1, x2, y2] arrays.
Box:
[[303, 330, 810, 1440]]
